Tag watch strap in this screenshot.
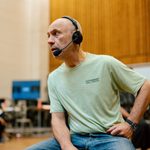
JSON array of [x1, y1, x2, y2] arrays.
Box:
[[125, 118, 138, 131]]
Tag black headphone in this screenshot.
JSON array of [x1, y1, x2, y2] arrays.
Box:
[[62, 16, 83, 44]]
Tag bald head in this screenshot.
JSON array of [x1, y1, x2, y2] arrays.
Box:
[[48, 17, 82, 34], [61, 16, 82, 33]]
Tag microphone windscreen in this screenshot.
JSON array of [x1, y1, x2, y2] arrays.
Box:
[[53, 49, 62, 56]]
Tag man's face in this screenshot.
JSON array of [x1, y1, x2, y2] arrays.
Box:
[[47, 18, 74, 57]]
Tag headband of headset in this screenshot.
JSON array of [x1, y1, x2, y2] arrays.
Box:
[[62, 16, 78, 30], [61, 16, 83, 44]]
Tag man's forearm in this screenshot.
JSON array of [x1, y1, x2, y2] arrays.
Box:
[[52, 116, 74, 150], [128, 80, 150, 123]]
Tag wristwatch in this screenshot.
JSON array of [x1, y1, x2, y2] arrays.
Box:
[[125, 118, 138, 131]]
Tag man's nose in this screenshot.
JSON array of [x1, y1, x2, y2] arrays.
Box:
[[48, 36, 55, 45]]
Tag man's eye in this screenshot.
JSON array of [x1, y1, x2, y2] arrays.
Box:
[[53, 31, 61, 37], [54, 32, 59, 36]]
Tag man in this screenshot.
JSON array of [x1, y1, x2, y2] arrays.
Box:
[[26, 16, 150, 150]]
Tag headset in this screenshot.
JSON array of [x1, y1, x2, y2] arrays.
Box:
[[53, 16, 83, 56], [62, 16, 83, 44]]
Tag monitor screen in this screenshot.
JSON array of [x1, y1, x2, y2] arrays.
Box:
[[12, 80, 41, 101]]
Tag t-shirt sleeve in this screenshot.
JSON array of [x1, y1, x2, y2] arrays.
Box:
[[108, 56, 146, 96], [47, 75, 65, 113]]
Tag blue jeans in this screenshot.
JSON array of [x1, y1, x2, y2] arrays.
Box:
[[25, 133, 135, 150]]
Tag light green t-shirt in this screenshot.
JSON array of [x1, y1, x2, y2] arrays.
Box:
[[48, 53, 146, 134]]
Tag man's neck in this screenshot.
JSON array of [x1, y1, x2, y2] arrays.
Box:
[[64, 50, 86, 68]]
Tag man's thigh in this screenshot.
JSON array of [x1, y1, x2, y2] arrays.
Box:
[[25, 138, 61, 150], [25, 137, 85, 150], [88, 134, 135, 150], [25, 134, 135, 150]]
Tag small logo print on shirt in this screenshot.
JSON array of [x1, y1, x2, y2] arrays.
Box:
[[85, 78, 99, 84]]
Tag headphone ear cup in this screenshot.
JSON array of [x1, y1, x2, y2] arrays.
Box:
[[72, 31, 83, 44]]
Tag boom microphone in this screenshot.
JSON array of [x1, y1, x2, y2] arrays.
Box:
[[53, 40, 73, 56]]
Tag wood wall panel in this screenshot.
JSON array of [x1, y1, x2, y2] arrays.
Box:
[[49, 0, 150, 72]]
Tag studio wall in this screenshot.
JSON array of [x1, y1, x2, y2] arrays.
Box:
[[0, 0, 49, 100], [49, 0, 150, 72]]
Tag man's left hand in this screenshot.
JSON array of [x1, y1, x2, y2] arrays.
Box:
[[106, 122, 134, 139]]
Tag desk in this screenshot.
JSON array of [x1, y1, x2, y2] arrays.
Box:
[[15, 118, 32, 128], [4, 105, 51, 136], [27, 106, 51, 127]]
